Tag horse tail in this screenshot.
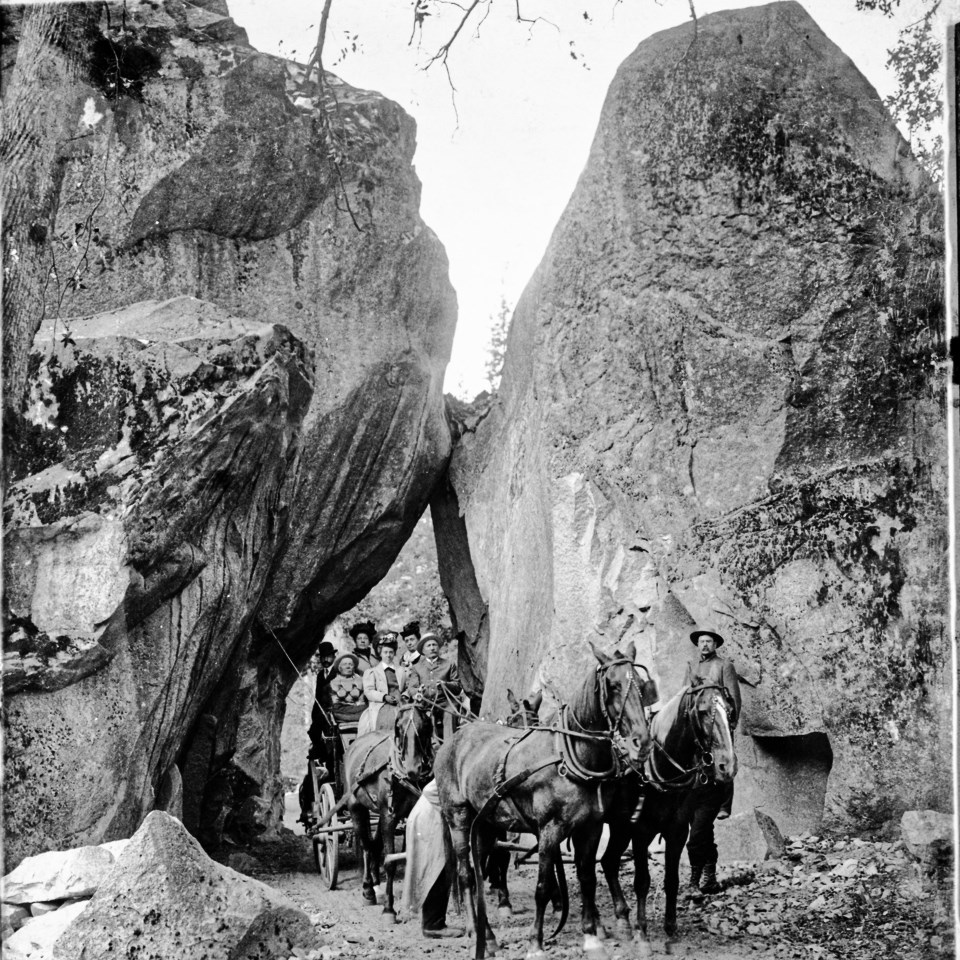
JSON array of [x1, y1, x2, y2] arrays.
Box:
[[470, 819, 489, 960], [546, 856, 569, 942]]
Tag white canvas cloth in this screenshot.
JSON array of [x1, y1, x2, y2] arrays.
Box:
[[401, 779, 446, 916]]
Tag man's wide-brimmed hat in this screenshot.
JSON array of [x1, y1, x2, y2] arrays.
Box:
[[333, 652, 360, 673], [690, 628, 725, 647], [417, 632, 439, 655], [401, 621, 421, 639], [349, 621, 376, 640]]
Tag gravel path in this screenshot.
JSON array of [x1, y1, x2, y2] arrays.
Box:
[[225, 799, 950, 960]]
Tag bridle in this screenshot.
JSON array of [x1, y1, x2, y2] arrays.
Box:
[[645, 683, 731, 791], [389, 702, 432, 795], [557, 658, 656, 781]]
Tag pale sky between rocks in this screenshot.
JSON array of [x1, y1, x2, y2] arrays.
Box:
[[228, 0, 953, 399]]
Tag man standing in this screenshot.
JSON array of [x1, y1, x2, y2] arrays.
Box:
[[683, 626, 741, 897], [404, 633, 462, 743], [298, 640, 340, 825], [401, 620, 421, 668], [349, 621, 379, 675]]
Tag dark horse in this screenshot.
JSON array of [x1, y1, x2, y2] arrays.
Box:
[[435, 642, 656, 960], [483, 689, 546, 918], [599, 683, 737, 956], [343, 702, 433, 922]]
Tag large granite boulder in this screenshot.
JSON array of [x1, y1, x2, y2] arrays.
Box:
[[443, 1, 946, 831], [53, 811, 320, 960], [4, 298, 313, 865], [3, 0, 455, 865]]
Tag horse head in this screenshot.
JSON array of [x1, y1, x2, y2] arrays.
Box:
[[394, 702, 433, 783], [505, 688, 543, 728], [687, 684, 737, 783], [588, 640, 656, 765]]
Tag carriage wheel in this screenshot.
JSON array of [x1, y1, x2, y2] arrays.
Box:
[[314, 783, 339, 890]]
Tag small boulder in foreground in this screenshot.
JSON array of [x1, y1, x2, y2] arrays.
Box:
[[53, 811, 320, 960]]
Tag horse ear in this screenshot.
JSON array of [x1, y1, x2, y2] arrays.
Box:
[[623, 640, 637, 662], [589, 640, 611, 664], [529, 690, 543, 711], [506, 688, 521, 713]]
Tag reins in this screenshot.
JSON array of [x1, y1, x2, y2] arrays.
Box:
[[643, 684, 729, 792]]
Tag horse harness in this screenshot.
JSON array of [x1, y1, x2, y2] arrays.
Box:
[[474, 659, 650, 826], [643, 683, 731, 793]]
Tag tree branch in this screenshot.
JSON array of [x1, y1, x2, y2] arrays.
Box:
[[426, 0, 483, 67]]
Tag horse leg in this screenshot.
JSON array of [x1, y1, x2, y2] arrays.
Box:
[[350, 805, 378, 905], [662, 823, 689, 938], [599, 821, 632, 938], [632, 828, 656, 959], [573, 820, 609, 958], [380, 791, 398, 924], [446, 805, 486, 952], [487, 835, 513, 918], [527, 822, 564, 960], [472, 821, 500, 956]]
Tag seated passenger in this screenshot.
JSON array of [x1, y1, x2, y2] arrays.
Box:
[[358, 633, 408, 736], [349, 621, 380, 675], [325, 652, 367, 724], [404, 633, 462, 743]]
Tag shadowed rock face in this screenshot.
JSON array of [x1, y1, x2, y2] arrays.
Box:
[[3, 0, 455, 865], [443, 1, 946, 829]]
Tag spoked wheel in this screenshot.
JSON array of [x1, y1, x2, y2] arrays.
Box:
[[314, 783, 339, 889]]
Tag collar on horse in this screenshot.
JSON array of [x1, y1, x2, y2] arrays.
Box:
[[556, 657, 652, 782]]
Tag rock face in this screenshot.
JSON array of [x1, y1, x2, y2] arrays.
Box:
[[53, 811, 319, 960], [443, 1, 947, 830], [3, 0, 455, 865]]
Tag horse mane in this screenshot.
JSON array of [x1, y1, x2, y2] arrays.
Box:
[[568, 663, 605, 730], [650, 686, 690, 742]]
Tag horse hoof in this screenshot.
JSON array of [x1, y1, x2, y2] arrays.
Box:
[[596, 925, 610, 941], [615, 918, 633, 936], [525, 951, 547, 960], [497, 905, 513, 918], [362, 891, 377, 905], [582, 934, 609, 959], [381, 910, 397, 925]]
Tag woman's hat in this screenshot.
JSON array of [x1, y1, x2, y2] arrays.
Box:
[[349, 621, 376, 639], [690, 628, 725, 647], [333, 652, 360, 673], [317, 641, 336, 658], [401, 621, 421, 639], [416, 632, 439, 655], [378, 633, 399, 650]]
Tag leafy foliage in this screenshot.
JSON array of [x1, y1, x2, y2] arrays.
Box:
[[484, 294, 511, 392], [856, 0, 944, 181]]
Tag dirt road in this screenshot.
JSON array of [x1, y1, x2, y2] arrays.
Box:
[[229, 797, 950, 960]]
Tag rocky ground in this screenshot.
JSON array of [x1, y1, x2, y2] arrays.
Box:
[[219, 802, 952, 960]]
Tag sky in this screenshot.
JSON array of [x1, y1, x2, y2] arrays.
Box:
[[227, 0, 949, 399]]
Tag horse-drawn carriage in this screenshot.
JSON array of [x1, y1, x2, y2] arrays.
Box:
[[302, 701, 428, 896]]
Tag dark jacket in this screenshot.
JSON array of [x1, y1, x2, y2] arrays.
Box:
[[404, 656, 461, 701], [683, 652, 741, 727]]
